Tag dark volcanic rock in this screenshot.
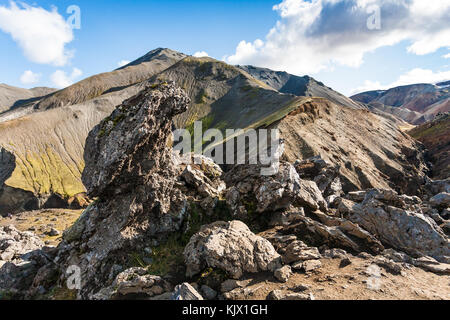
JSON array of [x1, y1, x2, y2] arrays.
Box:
[[60, 82, 191, 298]]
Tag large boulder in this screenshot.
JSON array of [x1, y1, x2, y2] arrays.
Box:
[[338, 189, 450, 261], [224, 162, 327, 219], [184, 220, 281, 279]]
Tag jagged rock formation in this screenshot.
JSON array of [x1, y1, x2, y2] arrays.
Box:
[[338, 189, 450, 262], [224, 162, 327, 219], [57, 82, 191, 298]]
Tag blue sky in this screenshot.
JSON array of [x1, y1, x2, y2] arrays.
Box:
[[0, 0, 449, 96]]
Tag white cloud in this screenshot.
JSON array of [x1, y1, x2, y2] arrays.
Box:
[[193, 51, 209, 58], [0, 2, 74, 66], [444, 53, 450, 59], [20, 70, 41, 85], [225, 0, 450, 75], [50, 68, 83, 88], [352, 68, 450, 94], [118, 60, 131, 67], [351, 80, 387, 95]]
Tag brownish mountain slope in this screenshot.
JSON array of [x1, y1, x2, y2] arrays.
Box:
[[34, 48, 186, 111], [409, 113, 450, 179], [0, 84, 56, 113]]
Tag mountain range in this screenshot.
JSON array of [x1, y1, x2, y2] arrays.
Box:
[[0, 48, 441, 215], [352, 82, 450, 124]]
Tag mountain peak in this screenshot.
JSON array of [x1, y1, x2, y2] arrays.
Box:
[[117, 48, 186, 70]]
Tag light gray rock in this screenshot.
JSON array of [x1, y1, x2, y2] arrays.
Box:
[[339, 189, 450, 262], [224, 162, 327, 217], [322, 248, 348, 260], [282, 241, 321, 264], [171, 283, 204, 300], [184, 220, 281, 279], [180, 156, 226, 199], [274, 265, 292, 283], [91, 267, 172, 300], [0, 226, 44, 263], [430, 193, 450, 208], [302, 260, 322, 272], [267, 290, 314, 300]]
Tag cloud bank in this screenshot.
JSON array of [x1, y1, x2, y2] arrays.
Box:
[[225, 0, 450, 75], [0, 2, 74, 66]]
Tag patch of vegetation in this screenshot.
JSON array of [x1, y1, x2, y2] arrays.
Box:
[[47, 286, 78, 300], [126, 200, 233, 280], [240, 196, 271, 233], [145, 235, 185, 276], [98, 112, 126, 138], [197, 267, 228, 290], [6, 147, 85, 198], [185, 114, 216, 151], [0, 290, 16, 300]]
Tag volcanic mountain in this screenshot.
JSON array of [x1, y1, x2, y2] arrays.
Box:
[[0, 48, 429, 214], [351, 82, 450, 124]]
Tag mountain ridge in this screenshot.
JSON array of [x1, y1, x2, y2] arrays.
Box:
[[352, 82, 450, 124]]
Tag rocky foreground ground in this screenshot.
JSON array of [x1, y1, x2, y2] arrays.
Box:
[[0, 82, 449, 300]]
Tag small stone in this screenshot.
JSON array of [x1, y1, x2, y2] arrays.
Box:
[[303, 260, 322, 272], [267, 290, 313, 300], [291, 261, 304, 270], [323, 248, 348, 260], [46, 228, 60, 237], [201, 285, 217, 300], [274, 265, 292, 283], [171, 283, 204, 300], [339, 257, 352, 268], [290, 284, 310, 292], [220, 279, 250, 293]]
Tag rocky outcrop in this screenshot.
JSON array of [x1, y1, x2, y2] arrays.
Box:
[[224, 162, 327, 220], [184, 220, 281, 279], [57, 82, 191, 298], [338, 189, 450, 261]]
